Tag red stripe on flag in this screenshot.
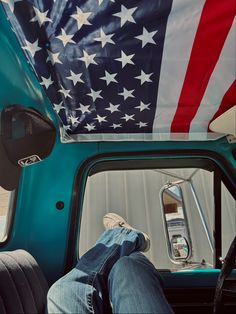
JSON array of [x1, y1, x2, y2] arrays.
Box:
[[171, 0, 235, 133], [208, 80, 236, 131]]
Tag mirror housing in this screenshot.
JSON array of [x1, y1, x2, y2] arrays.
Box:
[[161, 184, 192, 263]]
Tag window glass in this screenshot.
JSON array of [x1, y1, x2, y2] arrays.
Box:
[[0, 187, 12, 241], [80, 168, 215, 270], [189, 170, 214, 266], [222, 183, 236, 258]]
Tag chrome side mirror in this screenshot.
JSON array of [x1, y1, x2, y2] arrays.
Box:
[[161, 184, 192, 262]]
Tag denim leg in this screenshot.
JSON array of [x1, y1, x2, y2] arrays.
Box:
[[108, 251, 174, 314], [47, 267, 105, 314], [47, 227, 146, 314]]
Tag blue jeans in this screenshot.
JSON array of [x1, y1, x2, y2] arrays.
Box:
[[47, 227, 174, 314]]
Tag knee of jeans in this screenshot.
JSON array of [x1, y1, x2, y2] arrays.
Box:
[[108, 256, 135, 291], [47, 279, 62, 304], [111, 255, 141, 277], [109, 254, 164, 288]]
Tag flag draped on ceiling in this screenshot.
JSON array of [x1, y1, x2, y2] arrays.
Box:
[[1, 0, 235, 142]]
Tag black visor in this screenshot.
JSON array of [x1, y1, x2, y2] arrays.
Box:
[[0, 105, 56, 190]]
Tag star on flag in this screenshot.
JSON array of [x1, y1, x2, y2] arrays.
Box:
[[59, 85, 72, 99], [84, 123, 96, 131], [76, 104, 91, 114], [69, 115, 80, 125], [94, 29, 115, 48], [53, 102, 65, 114], [100, 71, 118, 85], [110, 123, 122, 129], [94, 114, 107, 123], [79, 50, 97, 68], [121, 114, 135, 122], [135, 71, 153, 85], [23, 39, 41, 57], [30, 7, 52, 26], [47, 51, 63, 65], [66, 71, 84, 85], [56, 29, 76, 47], [71, 7, 92, 30], [40, 75, 53, 89], [136, 121, 148, 128], [136, 28, 158, 48], [119, 88, 135, 100], [115, 51, 135, 68], [105, 103, 120, 113], [113, 5, 137, 27], [135, 102, 151, 112], [87, 89, 103, 101]]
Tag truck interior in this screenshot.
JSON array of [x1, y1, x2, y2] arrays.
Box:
[[0, 1, 235, 314]]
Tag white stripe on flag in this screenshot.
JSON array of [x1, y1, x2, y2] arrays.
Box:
[[152, 0, 205, 133], [190, 18, 236, 133]]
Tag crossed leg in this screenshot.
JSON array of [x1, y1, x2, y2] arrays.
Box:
[[47, 221, 173, 313]]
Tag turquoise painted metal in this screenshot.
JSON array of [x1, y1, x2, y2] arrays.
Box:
[[0, 8, 53, 119], [162, 269, 221, 288], [0, 6, 235, 284]]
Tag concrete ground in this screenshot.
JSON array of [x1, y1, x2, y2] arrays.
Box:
[[0, 186, 10, 216], [0, 187, 10, 239]]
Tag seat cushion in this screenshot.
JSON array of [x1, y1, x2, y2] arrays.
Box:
[[0, 249, 48, 313]]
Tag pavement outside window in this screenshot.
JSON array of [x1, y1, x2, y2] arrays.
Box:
[[0, 187, 11, 240]]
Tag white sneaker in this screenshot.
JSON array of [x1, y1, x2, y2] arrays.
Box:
[[103, 212, 150, 252]]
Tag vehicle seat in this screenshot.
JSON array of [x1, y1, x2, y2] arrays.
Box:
[[0, 249, 48, 313]]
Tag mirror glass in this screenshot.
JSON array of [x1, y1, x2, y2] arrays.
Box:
[[162, 184, 191, 261]]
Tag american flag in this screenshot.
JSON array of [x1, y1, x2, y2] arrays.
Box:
[[1, 0, 235, 141]]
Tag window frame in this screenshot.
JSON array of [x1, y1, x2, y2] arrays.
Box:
[[65, 150, 236, 273]]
